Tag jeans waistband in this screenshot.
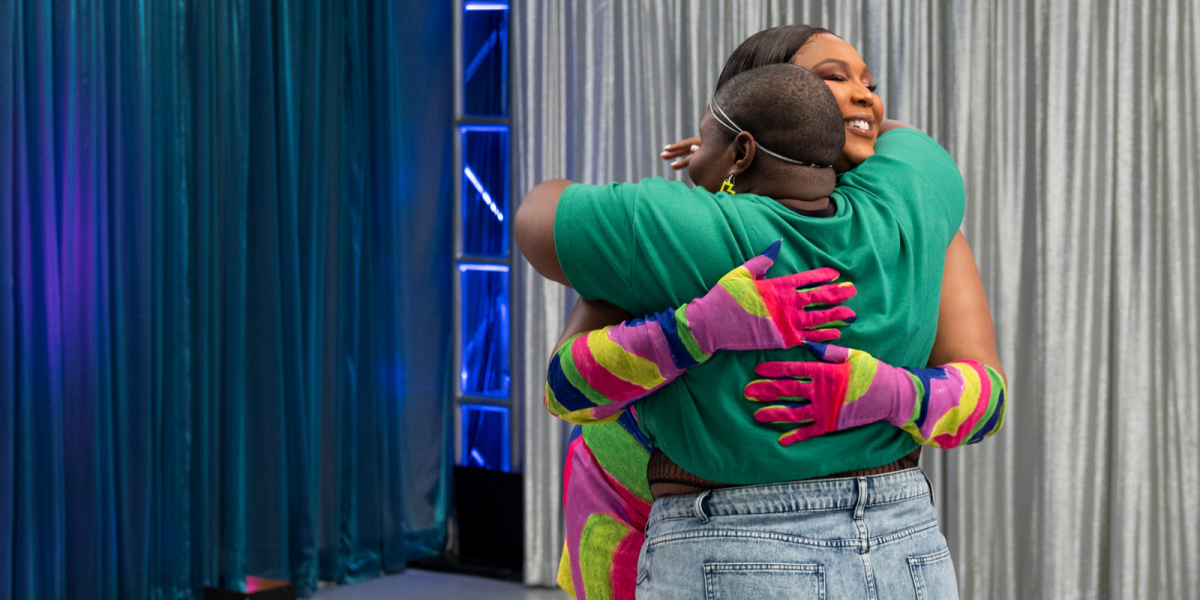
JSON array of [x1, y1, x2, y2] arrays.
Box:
[[647, 467, 930, 528]]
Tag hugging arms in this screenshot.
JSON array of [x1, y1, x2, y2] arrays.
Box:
[[520, 182, 1006, 450]]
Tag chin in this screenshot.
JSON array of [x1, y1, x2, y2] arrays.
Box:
[[843, 144, 875, 167]]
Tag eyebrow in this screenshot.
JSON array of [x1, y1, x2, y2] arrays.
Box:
[[811, 58, 849, 70], [810, 58, 873, 81]]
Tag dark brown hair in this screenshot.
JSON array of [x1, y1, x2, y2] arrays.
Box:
[[715, 25, 834, 92], [713, 64, 844, 168]]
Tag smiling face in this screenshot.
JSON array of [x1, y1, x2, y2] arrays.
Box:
[[791, 33, 885, 172]]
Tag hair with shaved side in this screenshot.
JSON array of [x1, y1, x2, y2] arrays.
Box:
[[711, 63, 845, 170]]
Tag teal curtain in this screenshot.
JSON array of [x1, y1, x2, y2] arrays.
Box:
[[0, 0, 453, 598]]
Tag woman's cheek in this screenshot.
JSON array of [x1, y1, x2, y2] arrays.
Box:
[[843, 140, 875, 167]]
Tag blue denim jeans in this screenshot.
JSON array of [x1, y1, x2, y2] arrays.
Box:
[[635, 468, 958, 600]]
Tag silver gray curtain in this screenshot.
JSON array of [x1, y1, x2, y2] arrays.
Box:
[[514, 1, 1200, 597]]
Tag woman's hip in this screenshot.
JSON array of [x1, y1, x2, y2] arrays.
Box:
[[635, 468, 959, 600]]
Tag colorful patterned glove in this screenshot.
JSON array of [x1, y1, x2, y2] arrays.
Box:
[[743, 341, 1006, 447], [546, 241, 857, 425]]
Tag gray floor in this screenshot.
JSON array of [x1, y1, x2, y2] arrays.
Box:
[[313, 569, 568, 600]]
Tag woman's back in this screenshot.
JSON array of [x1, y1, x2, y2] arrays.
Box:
[[554, 128, 965, 484]]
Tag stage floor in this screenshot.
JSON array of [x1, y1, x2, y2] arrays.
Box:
[[314, 569, 567, 600]]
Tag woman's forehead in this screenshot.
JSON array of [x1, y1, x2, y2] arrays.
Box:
[[792, 34, 865, 68]]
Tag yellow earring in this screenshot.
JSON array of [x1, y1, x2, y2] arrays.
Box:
[[720, 174, 736, 194]]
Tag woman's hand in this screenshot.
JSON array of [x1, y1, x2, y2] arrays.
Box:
[[661, 136, 700, 170], [683, 241, 856, 353]]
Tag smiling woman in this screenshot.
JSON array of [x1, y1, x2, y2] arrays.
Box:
[[792, 34, 885, 171]]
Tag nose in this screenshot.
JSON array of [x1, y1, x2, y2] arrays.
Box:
[[850, 83, 874, 108]]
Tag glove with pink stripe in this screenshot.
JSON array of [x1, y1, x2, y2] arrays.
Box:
[[545, 241, 857, 425], [682, 240, 857, 353], [743, 342, 1006, 447]]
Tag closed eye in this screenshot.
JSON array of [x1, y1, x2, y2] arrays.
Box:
[[824, 74, 878, 94]]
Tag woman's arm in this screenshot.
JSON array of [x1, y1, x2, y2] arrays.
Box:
[[514, 179, 574, 287], [554, 297, 632, 352], [877, 119, 915, 135], [929, 232, 1006, 383]]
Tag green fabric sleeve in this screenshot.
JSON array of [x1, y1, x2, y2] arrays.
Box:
[[553, 182, 637, 305], [871, 128, 967, 244]]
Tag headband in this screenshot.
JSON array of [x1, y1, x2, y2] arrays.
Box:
[[709, 100, 834, 169]]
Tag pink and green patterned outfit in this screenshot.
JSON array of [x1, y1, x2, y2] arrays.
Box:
[[557, 419, 650, 600]]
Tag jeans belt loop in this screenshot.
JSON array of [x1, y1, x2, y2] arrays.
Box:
[[693, 489, 712, 524], [854, 477, 868, 520], [922, 469, 935, 507]]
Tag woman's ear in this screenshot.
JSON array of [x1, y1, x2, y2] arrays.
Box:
[[731, 131, 757, 175]]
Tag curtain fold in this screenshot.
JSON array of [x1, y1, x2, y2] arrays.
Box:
[[0, 1, 452, 598], [513, 1, 1200, 597], [512, 1, 574, 587]]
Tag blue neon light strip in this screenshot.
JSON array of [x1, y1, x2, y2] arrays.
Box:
[[461, 404, 511, 471], [464, 29, 500, 83], [459, 125, 508, 133], [465, 2, 509, 10], [463, 166, 505, 222], [458, 263, 509, 273]]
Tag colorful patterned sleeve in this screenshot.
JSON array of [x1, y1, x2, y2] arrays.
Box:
[[893, 360, 1007, 448], [545, 306, 707, 425]]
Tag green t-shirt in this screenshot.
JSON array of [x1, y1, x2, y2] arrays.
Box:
[[554, 129, 965, 484]]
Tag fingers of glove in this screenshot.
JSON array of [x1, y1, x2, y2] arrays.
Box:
[[753, 404, 816, 423], [759, 278, 852, 316], [802, 342, 852, 363], [797, 306, 858, 330], [752, 360, 829, 380], [743, 375, 813, 401], [801, 328, 841, 342], [767, 267, 841, 290], [778, 425, 825, 446], [741, 240, 783, 278], [796, 282, 857, 309]]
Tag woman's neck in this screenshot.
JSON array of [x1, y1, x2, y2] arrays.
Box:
[[776, 196, 832, 212], [735, 167, 836, 208]]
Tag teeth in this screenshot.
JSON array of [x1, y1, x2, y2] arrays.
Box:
[[847, 119, 870, 131]]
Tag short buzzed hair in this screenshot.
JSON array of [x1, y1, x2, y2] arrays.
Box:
[[711, 64, 844, 168]]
